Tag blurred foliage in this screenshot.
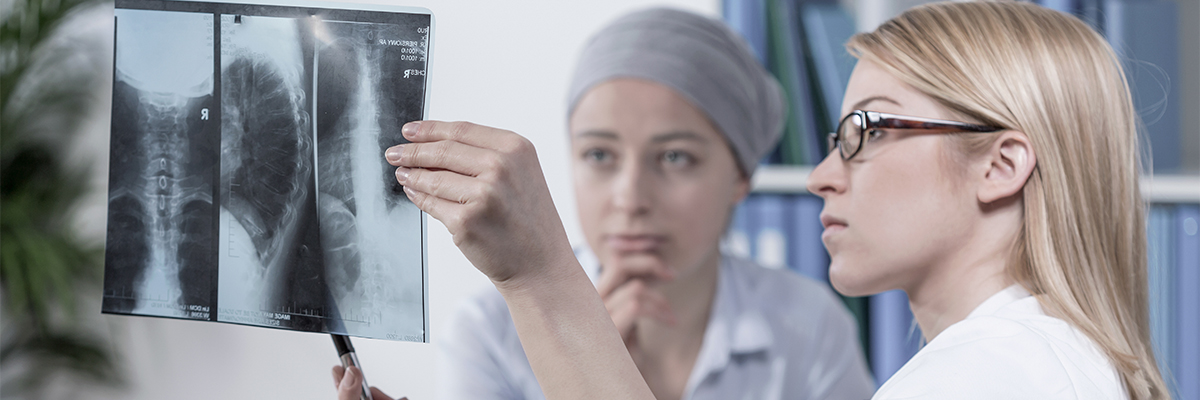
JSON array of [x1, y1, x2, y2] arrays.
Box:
[[1, 0, 121, 397]]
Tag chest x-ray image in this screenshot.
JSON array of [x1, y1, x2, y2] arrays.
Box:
[[102, 0, 432, 342]]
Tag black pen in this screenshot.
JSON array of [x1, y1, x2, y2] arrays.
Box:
[[332, 334, 374, 400]]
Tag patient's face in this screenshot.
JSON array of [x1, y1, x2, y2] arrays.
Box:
[[569, 79, 748, 280], [807, 60, 976, 297]]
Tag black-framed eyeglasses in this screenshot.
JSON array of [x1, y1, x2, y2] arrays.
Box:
[[828, 110, 1004, 161]]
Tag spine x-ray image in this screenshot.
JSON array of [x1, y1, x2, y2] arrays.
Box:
[[103, 0, 431, 342], [103, 9, 217, 320]]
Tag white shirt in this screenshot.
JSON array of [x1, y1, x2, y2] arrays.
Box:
[[437, 248, 876, 400], [873, 285, 1127, 400]]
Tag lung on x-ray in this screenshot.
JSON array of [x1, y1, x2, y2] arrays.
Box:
[[101, 0, 432, 342]]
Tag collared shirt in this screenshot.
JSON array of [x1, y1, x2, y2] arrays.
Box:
[[437, 248, 876, 400], [873, 285, 1127, 400]]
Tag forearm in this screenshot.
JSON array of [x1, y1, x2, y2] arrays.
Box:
[[495, 255, 654, 400]]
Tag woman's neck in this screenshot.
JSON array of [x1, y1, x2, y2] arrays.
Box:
[[637, 249, 719, 349], [629, 247, 720, 398], [907, 216, 1018, 342]]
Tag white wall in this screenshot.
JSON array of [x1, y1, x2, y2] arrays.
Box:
[[61, 1, 718, 399]]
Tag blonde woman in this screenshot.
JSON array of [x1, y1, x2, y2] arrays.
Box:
[[339, 1, 1168, 399]]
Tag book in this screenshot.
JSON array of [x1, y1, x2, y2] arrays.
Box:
[[786, 194, 828, 283], [750, 194, 790, 269], [800, 2, 857, 138], [1174, 205, 1199, 399], [1147, 205, 1176, 381], [869, 289, 922, 387], [1105, 0, 1181, 173]]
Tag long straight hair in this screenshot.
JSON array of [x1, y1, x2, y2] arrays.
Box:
[[846, 2, 1168, 398]]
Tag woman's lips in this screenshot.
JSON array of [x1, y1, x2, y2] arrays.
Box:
[[821, 224, 847, 240], [605, 235, 667, 252], [820, 214, 848, 240]]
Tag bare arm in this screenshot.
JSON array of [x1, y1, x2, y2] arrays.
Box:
[[387, 120, 654, 400]]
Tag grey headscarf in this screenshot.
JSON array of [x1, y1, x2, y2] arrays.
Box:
[[567, 7, 786, 177]]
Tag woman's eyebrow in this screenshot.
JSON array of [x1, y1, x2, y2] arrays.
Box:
[[850, 95, 901, 111], [575, 130, 619, 140], [651, 131, 707, 143]]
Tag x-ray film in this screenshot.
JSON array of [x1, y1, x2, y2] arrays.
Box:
[[102, 0, 432, 343]]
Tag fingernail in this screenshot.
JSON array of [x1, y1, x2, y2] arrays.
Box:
[[395, 167, 410, 183], [402, 121, 421, 137], [385, 145, 404, 163]]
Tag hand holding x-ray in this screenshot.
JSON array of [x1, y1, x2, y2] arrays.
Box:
[[385, 121, 579, 289]]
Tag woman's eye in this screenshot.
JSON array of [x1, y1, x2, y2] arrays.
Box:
[[661, 150, 695, 166], [583, 148, 612, 164], [867, 129, 885, 141]]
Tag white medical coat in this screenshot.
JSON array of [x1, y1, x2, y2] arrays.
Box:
[[873, 285, 1127, 399]]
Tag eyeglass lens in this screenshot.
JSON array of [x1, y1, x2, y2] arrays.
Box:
[[834, 112, 864, 160]]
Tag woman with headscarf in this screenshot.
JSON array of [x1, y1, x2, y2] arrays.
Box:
[[331, 7, 874, 400]]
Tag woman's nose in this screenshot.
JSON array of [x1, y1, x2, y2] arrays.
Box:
[[806, 152, 847, 198], [611, 163, 652, 214]]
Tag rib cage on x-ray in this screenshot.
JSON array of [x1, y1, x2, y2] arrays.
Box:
[[103, 9, 217, 319], [103, 0, 430, 341], [217, 15, 328, 331]]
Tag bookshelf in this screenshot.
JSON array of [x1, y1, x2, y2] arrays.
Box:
[[751, 165, 1200, 204]]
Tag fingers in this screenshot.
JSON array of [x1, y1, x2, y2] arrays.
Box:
[[336, 366, 362, 400], [595, 261, 675, 299], [401, 186, 468, 232], [331, 365, 345, 388], [401, 120, 527, 150], [386, 121, 536, 178], [605, 279, 676, 339], [395, 167, 485, 206], [385, 139, 494, 177], [334, 365, 399, 400], [372, 387, 397, 400]]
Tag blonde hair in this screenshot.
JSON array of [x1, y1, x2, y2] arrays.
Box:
[[846, 2, 1168, 398]]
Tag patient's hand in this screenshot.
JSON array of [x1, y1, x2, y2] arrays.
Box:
[[596, 261, 676, 352], [385, 121, 578, 290], [331, 365, 401, 400]]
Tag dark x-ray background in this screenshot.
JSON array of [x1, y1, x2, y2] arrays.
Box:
[[103, 0, 430, 342]]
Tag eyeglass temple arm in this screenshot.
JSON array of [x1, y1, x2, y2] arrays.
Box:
[[866, 111, 1002, 132]]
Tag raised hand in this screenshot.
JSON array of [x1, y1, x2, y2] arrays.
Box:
[[385, 121, 578, 288]]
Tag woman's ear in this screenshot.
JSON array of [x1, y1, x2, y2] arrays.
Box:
[[732, 174, 752, 204], [978, 130, 1036, 204]]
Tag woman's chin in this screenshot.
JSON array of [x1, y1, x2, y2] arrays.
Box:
[[828, 262, 883, 297]]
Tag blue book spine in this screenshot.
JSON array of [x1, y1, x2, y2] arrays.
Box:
[[1174, 205, 1199, 400], [726, 196, 757, 260], [750, 194, 789, 269], [1036, 0, 1076, 13], [722, 0, 769, 65], [869, 290, 922, 387], [800, 2, 857, 134], [1147, 205, 1176, 382], [786, 194, 828, 283], [1104, 0, 1181, 173]]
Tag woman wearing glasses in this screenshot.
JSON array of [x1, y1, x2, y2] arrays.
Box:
[[348, 1, 1169, 399]]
